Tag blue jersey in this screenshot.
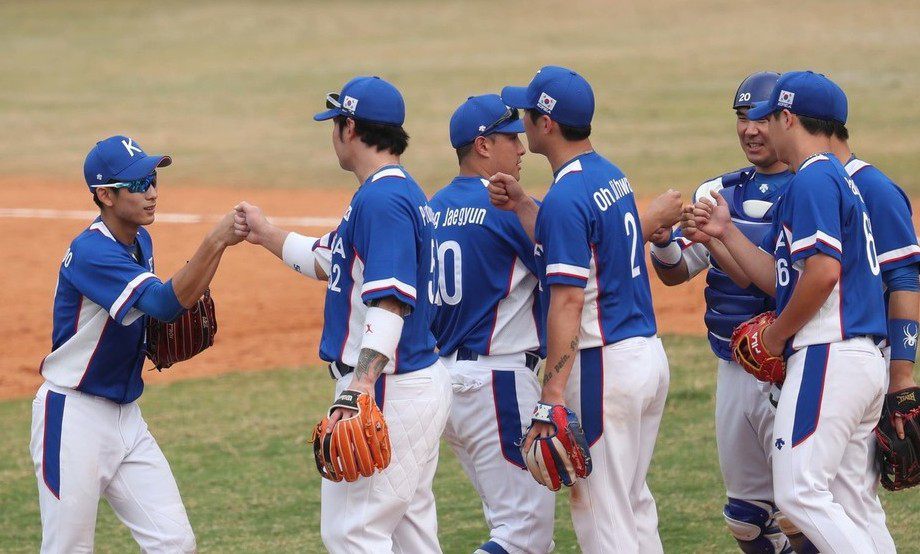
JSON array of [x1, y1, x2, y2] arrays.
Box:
[[535, 152, 656, 347], [844, 157, 920, 276], [676, 167, 794, 360], [429, 176, 542, 357], [760, 154, 886, 350], [319, 166, 439, 373], [40, 218, 158, 403]]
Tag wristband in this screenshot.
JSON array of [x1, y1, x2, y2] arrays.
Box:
[[889, 319, 918, 363], [651, 241, 682, 268], [282, 232, 320, 279], [360, 306, 404, 361]]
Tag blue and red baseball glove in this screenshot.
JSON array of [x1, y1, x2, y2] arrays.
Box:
[[521, 402, 593, 491]]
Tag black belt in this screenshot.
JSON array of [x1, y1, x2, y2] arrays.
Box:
[[456, 346, 541, 372]]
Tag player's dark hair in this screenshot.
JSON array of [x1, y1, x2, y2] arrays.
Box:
[[526, 109, 591, 141], [334, 116, 409, 156], [832, 121, 850, 141], [455, 143, 474, 164], [776, 112, 835, 138]]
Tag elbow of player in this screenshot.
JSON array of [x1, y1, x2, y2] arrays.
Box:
[[550, 285, 586, 312]]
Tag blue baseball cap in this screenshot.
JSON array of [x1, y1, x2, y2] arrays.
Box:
[[501, 66, 594, 128], [747, 71, 847, 123], [449, 94, 525, 148], [83, 135, 171, 190], [313, 76, 406, 126]]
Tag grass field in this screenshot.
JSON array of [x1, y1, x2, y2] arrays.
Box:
[[1, 336, 917, 553], [1, 1, 919, 194]]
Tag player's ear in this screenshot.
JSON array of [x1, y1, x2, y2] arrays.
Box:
[[95, 187, 117, 208], [473, 135, 491, 159]]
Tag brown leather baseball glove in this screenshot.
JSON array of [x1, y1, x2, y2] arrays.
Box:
[[145, 289, 217, 370]]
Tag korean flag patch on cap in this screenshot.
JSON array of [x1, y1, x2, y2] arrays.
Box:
[[538, 92, 557, 113], [778, 90, 795, 108], [343, 95, 359, 112]]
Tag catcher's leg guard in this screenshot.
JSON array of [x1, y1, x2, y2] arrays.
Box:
[[723, 499, 793, 554], [774, 513, 818, 554]]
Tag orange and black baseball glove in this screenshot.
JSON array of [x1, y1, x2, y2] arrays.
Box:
[[311, 390, 391, 482]]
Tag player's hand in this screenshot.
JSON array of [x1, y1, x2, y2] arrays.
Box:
[[646, 189, 682, 229], [693, 190, 731, 239], [680, 204, 711, 244], [520, 420, 556, 454], [887, 369, 918, 439], [235, 201, 273, 246], [328, 379, 375, 427], [488, 172, 526, 211], [211, 209, 247, 247], [649, 226, 671, 246], [760, 323, 785, 358]]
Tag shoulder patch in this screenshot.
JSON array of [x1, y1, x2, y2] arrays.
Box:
[[844, 158, 871, 177], [694, 178, 724, 204]]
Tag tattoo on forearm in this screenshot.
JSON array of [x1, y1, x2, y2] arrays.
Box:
[[543, 336, 580, 386], [354, 348, 389, 383]]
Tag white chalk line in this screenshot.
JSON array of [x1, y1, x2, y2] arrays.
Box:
[[0, 208, 340, 228]]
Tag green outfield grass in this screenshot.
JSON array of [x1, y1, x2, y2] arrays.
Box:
[[1, 336, 916, 553], [1, 1, 919, 194]]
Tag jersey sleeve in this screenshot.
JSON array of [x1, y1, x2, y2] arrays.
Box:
[[787, 175, 842, 264], [353, 188, 420, 308], [67, 240, 160, 325], [864, 176, 920, 271], [537, 188, 592, 288]]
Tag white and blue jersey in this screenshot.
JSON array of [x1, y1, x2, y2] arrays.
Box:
[[429, 176, 542, 357], [536, 152, 656, 347], [760, 154, 887, 350], [676, 167, 794, 360], [319, 166, 439, 373], [40, 219, 158, 404], [844, 157, 920, 277]]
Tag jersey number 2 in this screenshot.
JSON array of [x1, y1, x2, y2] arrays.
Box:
[[624, 213, 641, 278]]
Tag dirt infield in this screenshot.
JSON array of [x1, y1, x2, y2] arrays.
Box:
[[1, 179, 709, 399]]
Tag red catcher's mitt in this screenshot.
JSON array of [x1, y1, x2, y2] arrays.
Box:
[[731, 311, 786, 383], [310, 390, 391, 482], [145, 289, 217, 370]]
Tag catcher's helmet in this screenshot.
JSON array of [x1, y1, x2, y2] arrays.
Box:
[[733, 71, 781, 110]]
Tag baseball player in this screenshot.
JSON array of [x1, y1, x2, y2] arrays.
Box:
[[30, 135, 246, 552], [692, 71, 894, 553], [234, 76, 451, 553], [491, 66, 670, 554], [650, 72, 808, 553], [825, 84, 917, 552], [428, 94, 555, 554]]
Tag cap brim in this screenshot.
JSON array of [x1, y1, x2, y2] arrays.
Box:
[[746, 101, 775, 120], [115, 155, 171, 181], [313, 108, 342, 121], [492, 118, 525, 135], [501, 86, 533, 109]]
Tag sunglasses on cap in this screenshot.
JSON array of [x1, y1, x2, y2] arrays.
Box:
[[91, 172, 157, 194], [480, 107, 520, 137]]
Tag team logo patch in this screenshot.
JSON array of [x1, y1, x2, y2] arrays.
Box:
[[342, 95, 359, 113], [778, 90, 795, 108], [538, 92, 557, 113], [478, 125, 486, 132], [903, 323, 917, 348]]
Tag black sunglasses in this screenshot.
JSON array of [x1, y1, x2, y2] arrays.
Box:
[[479, 107, 520, 137]]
